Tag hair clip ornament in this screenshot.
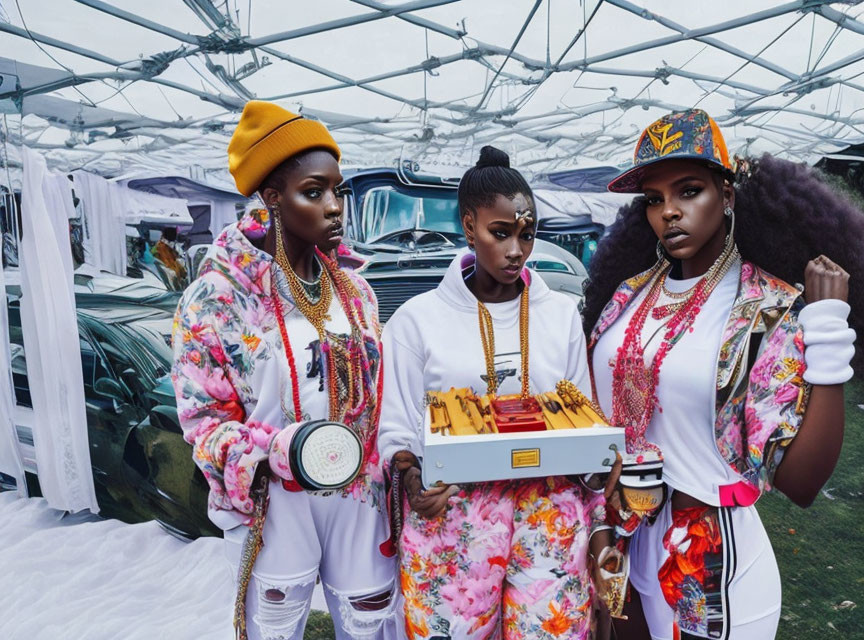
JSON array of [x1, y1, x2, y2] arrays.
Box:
[[514, 208, 534, 224]]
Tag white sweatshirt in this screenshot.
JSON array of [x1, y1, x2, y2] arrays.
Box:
[[378, 251, 591, 464]]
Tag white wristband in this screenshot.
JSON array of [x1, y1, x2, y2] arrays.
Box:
[[799, 299, 856, 385]]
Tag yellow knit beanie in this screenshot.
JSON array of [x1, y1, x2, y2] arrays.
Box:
[[228, 101, 341, 197]]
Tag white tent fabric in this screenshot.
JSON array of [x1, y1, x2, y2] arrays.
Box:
[[208, 199, 238, 236], [0, 1, 863, 183], [19, 147, 98, 514], [72, 171, 129, 275], [118, 185, 192, 226], [0, 252, 26, 496], [534, 188, 631, 227]]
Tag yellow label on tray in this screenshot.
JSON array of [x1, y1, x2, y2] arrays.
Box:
[[511, 448, 540, 468]]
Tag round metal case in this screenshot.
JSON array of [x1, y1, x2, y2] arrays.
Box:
[[287, 420, 363, 491]]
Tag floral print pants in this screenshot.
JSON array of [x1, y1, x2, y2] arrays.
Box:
[[399, 477, 596, 640]]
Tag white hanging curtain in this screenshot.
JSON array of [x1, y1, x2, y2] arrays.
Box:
[[0, 250, 27, 497], [209, 199, 238, 237], [72, 171, 128, 276], [19, 146, 98, 514]]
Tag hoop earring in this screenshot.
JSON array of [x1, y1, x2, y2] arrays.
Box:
[[724, 206, 734, 218]]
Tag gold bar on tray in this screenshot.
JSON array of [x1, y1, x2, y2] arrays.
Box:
[[427, 383, 607, 436]]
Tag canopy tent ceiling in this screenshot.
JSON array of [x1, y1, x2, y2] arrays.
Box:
[[2, 0, 864, 186]]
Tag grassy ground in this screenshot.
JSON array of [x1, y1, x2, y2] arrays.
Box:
[[304, 611, 336, 640], [757, 377, 864, 638], [303, 382, 864, 639]]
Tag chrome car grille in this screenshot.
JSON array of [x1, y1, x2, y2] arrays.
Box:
[[367, 277, 441, 323]]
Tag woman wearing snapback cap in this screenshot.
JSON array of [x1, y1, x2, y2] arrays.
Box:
[[583, 109, 863, 639], [172, 101, 395, 639]]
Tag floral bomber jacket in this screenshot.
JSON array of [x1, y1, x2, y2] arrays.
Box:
[[170, 209, 385, 529], [588, 260, 810, 500]]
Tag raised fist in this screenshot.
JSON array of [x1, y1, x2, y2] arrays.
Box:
[[804, 255, 849, 305]]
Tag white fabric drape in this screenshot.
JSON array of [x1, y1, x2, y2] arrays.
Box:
[[119, 187, 191, 226], [0, 248, 26, 496], [209, 199, 238, 237], [19, 146, 98, 513], [72, 171, 127, 276]]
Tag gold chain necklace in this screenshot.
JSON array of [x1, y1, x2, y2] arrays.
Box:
[[660, 274, 696, 300], [651, 231, 740, 322], [477, 284, 530, 398], [272, 212, 333, 337]]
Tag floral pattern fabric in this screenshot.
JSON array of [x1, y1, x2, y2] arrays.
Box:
[[658, 507, 727, 639], [588, 259, 808, 497], [171, 212, 385, 525], [399, 477, 604, 640]]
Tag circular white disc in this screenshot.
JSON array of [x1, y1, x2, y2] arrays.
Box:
[[300, 423, 361, 488]]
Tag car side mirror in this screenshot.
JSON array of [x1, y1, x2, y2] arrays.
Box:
[[149, 405, 183, 435], [94, 377, 125, 400], [93, 377, 129, 413]]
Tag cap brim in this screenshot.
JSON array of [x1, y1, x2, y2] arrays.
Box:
[[607, 154, 733, 193]]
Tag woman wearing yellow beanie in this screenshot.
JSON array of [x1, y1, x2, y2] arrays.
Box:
[[171, 101, 395, 639]]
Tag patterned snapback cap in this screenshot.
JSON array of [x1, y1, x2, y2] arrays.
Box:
[[607, 109, 734, 193]]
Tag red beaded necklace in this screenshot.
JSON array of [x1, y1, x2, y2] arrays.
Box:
[[611, 244, 738, 454], [269, 248, 382, 459]]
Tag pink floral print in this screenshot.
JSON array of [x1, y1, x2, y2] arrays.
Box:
[[399, 477, 603, 640], [171, 212, 385, 523], [588, 259, 809, 497]]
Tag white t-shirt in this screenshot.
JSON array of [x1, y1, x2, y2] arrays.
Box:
[[274, 267, 352, 422], [592, 261, 743, 504], [378, 252, 591, 463]]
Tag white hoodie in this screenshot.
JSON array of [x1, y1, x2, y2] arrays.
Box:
[[378, 251, 591, 463]]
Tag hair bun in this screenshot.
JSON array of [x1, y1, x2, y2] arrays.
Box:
[[476, 145, 510, 169]]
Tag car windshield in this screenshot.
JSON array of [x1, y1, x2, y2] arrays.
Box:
[[362, 186, 461, 241]]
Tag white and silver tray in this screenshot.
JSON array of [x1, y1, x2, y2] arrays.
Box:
[[421, 410, 625, 487]]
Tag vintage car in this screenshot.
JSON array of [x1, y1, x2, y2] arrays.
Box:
[[4, 280, 217, 539], [340, 166, 589, 322]]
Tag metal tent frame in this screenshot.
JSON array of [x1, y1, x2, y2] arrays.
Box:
[[1, 0, 863, 182]]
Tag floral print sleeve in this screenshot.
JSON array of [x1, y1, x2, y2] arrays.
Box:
[[741, 304, 808, 489], [171, 275, 279, 519]]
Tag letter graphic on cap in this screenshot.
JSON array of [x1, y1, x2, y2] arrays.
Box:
[[647, 121, 683, 156]]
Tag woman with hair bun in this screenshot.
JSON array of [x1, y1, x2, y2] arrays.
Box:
[[378, 146, 611, 639], [585, 109, 860, 639]]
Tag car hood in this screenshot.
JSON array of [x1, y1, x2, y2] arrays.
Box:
[[358, 247, 460, 275]]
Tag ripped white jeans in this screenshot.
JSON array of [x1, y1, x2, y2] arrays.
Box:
[[224, 485, 397, 640]]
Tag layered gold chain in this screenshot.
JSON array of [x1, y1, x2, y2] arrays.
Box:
[[653, 234, 740, 319], [272, 212, 332, 337], [660, 276, 695, 300], [477, 285, 530, 398]]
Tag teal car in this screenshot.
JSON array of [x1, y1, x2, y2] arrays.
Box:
[[5, 289, 218, 539]]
